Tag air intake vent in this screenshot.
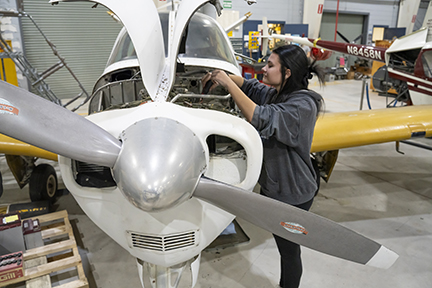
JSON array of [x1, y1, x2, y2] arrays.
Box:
[[128, 230, 198, 252], [76, 161, 106, 173], [73, 160, 116, 188]]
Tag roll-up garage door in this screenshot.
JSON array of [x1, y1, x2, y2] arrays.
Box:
[[21, 1, 121, 100], [319, 12, 365, 70]]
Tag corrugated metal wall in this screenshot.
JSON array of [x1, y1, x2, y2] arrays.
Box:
[[21, 1, 121, 100]]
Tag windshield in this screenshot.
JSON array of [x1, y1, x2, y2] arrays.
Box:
[[106, 12, 237, 67], [180, 13, 237, 64]]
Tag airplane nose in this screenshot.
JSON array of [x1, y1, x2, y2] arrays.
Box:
[[113, 117, 206, 212]]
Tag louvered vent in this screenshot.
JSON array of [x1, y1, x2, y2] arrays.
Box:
[[129, 231, 198, 252], [76, 161, 107, 173], [73, 160, 116, 188]]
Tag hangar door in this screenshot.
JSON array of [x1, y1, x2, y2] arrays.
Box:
[[21, 1, 121, 101], [319, 12, 367, 70]]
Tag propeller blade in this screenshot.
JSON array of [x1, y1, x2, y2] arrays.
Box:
[[336, 31, 350, 43], [0, 81, 121, 167], [194, 177, 398, 269], [352, 34, 363, 43]]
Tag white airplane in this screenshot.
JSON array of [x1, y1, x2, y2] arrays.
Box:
[[0, 0, 404, 287]]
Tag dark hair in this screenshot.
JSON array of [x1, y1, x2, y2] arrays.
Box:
[[271, 44, 325, 114]]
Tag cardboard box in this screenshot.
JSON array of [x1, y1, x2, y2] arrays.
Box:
[[347, 71, 355, 79], [356, 66, 371, 75]]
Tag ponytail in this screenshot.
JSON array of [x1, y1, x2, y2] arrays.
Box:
[[305, 58, 325, 88]]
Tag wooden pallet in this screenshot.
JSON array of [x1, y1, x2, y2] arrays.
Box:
[[2, 210, 88, 288]]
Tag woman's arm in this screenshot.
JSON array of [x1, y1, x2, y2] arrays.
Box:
[[204, 70, 256, 122], [228, 74, 244, 88]]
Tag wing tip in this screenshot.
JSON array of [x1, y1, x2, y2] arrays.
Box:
[[366, 245, 399, 269]]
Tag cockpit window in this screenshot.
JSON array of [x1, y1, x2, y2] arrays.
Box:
[[107, 13, 169, 66], [106, 12, 236, 67], [179, 13, 237, 65], [109, 31, 136, 63]]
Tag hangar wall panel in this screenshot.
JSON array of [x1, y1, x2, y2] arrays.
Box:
[[230, 0, 303, 24], [20, 1, 121, 100], [318, 12, 364, 69], [228, 0, 400, 40], [324, 0, 399, 35]]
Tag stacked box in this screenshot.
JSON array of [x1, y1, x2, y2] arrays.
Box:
[[0, 213, 25, 255]]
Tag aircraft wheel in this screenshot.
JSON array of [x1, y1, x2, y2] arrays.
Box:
[[29, 164, 58, 202]]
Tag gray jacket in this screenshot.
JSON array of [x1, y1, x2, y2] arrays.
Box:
[[241, 79, 319, 205]]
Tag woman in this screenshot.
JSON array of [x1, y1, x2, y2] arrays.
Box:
[[202, 44, 325, 288]]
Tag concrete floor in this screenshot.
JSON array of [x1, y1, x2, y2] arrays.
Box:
[[1, 79, 432, 288]]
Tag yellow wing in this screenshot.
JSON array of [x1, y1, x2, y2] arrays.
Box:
[[312, 105, 432, 152], [0, 134, 58, 161], [1, 105, 431, 161]]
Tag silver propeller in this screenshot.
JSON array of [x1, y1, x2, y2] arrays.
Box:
[[0, 81, 121, 167], [0, 81, 398, 269]]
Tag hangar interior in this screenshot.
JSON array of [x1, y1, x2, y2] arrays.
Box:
[[0, 0, 431, 287]]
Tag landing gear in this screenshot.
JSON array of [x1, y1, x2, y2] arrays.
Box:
[[29, 164, 58, 202], [137, 254, 201, 288]]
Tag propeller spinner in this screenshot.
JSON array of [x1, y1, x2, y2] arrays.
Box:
[[113, 117, 206, 212]]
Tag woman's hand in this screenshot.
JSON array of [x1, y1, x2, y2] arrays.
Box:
[[201, 70, 233, 94], [201, 72, 213, 94], [202, 70, 256, 123], [209, 70, 232, 89]]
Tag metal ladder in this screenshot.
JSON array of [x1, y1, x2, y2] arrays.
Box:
[[0, 10, 90, 111]]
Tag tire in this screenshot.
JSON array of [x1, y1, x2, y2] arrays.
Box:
[[29, 164, 58, 202]]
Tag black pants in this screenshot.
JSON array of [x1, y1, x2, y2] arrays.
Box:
[[273, 197, 314, 288]]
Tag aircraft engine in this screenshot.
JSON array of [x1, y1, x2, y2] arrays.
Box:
[[372, 65, 410, 103]]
